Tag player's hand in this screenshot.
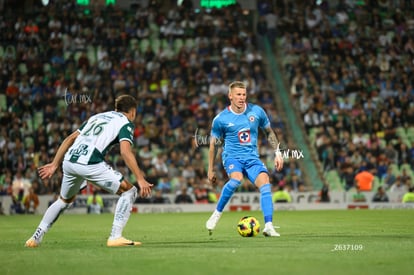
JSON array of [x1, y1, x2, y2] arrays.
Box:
[[137, 180, 153, 198], [208, 171, 217, 186], [274, 153, 284, 171], [38, 163, 58, 179]]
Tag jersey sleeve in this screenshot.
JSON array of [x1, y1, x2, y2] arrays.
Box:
[[258, 105, 271, 129], [119, 122, 134, 144], [210, 115, 223, 139], [77, 120, 87, 132]]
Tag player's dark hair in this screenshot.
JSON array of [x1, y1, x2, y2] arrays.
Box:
[[115, 95, 137, 113], [228, 81, 246, 93]]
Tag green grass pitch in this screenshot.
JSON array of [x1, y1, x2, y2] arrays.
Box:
[[1, 210, 413, 275]]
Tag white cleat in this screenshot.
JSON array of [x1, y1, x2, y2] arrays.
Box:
[[206, 210, 222, 235], [263, 223, 281, 237]]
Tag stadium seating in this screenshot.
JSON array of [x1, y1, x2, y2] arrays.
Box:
[[324, 170, 343, 191], [1, 1, 413, 199], [278, 1, 414, 192]]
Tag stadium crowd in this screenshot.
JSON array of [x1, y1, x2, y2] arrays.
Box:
[[2, 0, 414, 214], [0, 0, 292, 212], [280, 0, 414, 193]]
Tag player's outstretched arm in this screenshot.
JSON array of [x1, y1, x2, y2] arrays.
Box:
[[38, 130, 80, 179], [120, 140, 153, 197], [264, 127, 284, 171]]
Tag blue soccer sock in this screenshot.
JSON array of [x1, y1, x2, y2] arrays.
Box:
[[216, 178, 240, 212], [260, 184, 273, 224]]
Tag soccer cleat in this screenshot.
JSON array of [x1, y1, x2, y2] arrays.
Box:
[[25, 238, 39, 248], [107, 237, 142, 247], [25, 227, 44, 247], [206, 210, 222, 234], [263, 224, 281, 237]]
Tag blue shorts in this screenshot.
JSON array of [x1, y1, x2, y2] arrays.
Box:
[[223, 158, 269, 184]]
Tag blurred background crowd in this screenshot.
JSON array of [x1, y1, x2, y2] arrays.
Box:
[[1, 0, 414, 213], [280, 0, 414, 195]]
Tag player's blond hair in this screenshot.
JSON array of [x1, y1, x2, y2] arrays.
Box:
[[228, 81, 246, 94]]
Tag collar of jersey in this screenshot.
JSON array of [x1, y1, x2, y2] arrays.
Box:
[[228, 103, 247, 115]]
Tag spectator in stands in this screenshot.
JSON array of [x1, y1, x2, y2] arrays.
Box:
[[151, 189, 170, 204], [389, 177, 408, 193], [174, 187, 193, 204], [303, 107, 321, 133], [22, 186, 39, 214], [404, 178, 413, 190], [384, 142, 399, 165], [352, 186, 367, 203], [382, 166, 397, 189], [272, 183, 292, 203], [402, 186, 414, 203], [10, 193, 25, 215], [341, 165, 355, 191], [372, 186, 389, 203], [354, 170, 375, 192], [319, 182, 330, 203], [238, 180, 256, 192], [0, 168, 12, 196], [11, 170, 31, 200], [400, 168, 411, 183], [0, 0, 302, 201], [157, 177, 172, 194], [193, 182, 210, 204], [280, 0, 414, 193], [285, 174, 304, 192], [87, 190, 104, 214]]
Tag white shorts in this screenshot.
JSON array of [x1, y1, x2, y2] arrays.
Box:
[[60, 160, 123, 199]]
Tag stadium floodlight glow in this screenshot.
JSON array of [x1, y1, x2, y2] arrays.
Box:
[[76, 0, 90, 5], [41, 0, 49, 6], [76, 0, 117, 6], [200, 0, 236, 9]]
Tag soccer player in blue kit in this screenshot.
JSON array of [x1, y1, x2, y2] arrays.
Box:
[[206, 81, 284, 237]]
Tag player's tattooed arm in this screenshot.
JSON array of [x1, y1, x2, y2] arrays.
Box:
[[208, 136, 222, 185], [212, 137, 222, 160], [265, 127, 284, 171], [265, 127, 280, 151]]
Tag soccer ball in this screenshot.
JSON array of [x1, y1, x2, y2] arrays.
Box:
[[237, 216, 260, 237]]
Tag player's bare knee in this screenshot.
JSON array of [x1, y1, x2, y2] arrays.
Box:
[[230, 172, 243, 181], [255, 173, 270, 188], [117, 179, 133, 193]]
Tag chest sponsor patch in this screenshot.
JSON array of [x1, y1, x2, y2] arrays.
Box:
[[238, 130, 251, 143]]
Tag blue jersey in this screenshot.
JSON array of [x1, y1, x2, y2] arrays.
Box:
[[211, 103, 270, 162]]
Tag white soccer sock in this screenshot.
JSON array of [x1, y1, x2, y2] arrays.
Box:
[[33, 198, 70, 241], [109, 186, 137, 240]]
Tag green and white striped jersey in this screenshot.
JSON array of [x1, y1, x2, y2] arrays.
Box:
[[65, 111, 134, 165]]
